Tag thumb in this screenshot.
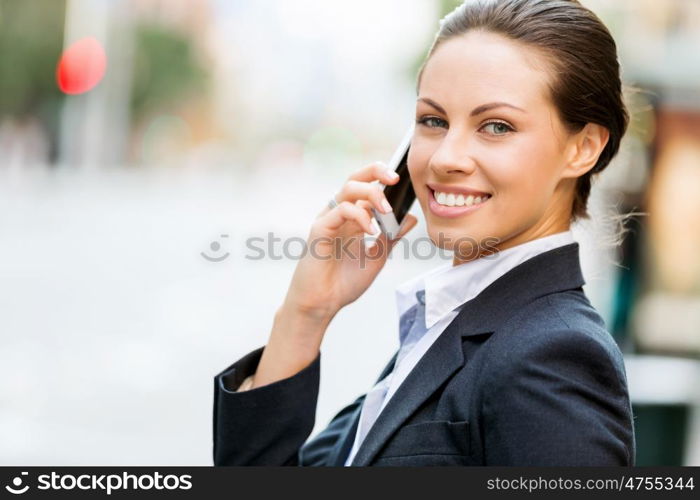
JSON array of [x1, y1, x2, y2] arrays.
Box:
[[364, 214, 418, 260], [390, 214, 418, 245], [384, 215, 417, 257]]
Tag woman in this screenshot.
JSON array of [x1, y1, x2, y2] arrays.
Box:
[[213, 0, 635, 466]]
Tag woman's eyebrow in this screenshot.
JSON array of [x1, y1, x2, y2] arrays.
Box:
[[417, 97, 526, 116], [471, 101, 527, 116], [416, 97, 448, 114]]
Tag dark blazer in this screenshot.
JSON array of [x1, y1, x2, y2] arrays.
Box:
[[213, 242, 636, 466]]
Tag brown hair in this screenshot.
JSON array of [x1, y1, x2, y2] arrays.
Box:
[[416, 0, 629, 222]]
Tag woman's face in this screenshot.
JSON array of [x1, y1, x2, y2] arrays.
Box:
[[408, 30, 581, 264]]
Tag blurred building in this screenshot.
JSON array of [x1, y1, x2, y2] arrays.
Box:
[[583, 0, 700, 466]]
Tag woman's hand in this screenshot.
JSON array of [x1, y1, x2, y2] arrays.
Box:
[[282, 161, 418, 323], [250, 162, 417, 390]]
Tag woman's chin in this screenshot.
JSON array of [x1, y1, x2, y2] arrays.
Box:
[[427, 223, 480, 245], [427, 228, 475, 252], [426, 225, 501, 260]]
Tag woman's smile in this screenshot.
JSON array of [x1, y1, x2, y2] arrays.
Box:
[[427, 186, 492, 218]]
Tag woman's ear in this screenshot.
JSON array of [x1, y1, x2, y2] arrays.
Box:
[[562, 123, 610, 179]]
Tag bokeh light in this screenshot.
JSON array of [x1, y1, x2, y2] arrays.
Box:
[[56, 36, 107, 95]]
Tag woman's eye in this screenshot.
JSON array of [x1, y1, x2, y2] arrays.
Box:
[[481, 121, 514, 135], [416, 116, 447, 129]]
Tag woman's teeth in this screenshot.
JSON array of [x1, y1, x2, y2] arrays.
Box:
[[434, 191, 491, 207]]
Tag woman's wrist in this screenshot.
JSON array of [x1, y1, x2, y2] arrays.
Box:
[[279, 296, 338, 326], [248, 302, 332, 390], [270, 301, 333, 357]]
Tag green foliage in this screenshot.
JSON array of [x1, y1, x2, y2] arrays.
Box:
[[130, 23, 208, 122], [0, 0, 66, 118]]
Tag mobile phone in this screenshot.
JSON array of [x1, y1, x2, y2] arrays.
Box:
[[371, 124, 416, 240]]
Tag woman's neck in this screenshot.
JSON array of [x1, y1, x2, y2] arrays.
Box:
[[452, 223, 572, 267]]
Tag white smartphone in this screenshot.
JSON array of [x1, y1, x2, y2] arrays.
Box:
[[371, 124, 417, 240]]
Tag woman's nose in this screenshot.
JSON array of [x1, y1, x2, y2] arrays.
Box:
[[428, 132, 478, 176]]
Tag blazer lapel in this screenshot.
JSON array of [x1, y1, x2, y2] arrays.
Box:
[[327, 351, 399, 466], [350, 242, 585, 466], [349, 304, 485, 466]]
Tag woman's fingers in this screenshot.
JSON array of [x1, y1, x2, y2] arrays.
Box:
[[355, 199, 375, 220], [317, 200, 379, 236], [347, 161, 401, 185], [338, 180, 393, 215], [320, 161, 401, 217], [315, 160, 407, 237]]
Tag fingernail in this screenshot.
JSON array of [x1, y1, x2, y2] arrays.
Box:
[[381, 199, 392, 213], [386, 169, 399, 180], [370, 219, 381, 235]]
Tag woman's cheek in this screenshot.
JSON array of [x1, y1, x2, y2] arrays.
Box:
[[490, 175, 537, 224]]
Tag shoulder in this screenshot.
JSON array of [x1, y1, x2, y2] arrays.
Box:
[[482, 288, 628, 391], [475, 289, 635, 465]]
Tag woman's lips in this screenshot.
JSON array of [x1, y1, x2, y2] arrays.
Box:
[[428, 188, 491, 218]]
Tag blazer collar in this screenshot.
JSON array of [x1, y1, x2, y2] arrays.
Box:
[[348, 241, 586, 466], [396, 230, 576, 330]]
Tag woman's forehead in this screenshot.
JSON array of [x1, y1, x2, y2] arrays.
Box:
[[419, 31, 554, 109]]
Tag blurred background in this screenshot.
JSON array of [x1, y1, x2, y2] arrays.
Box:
[[0, 0, 698, 465]]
